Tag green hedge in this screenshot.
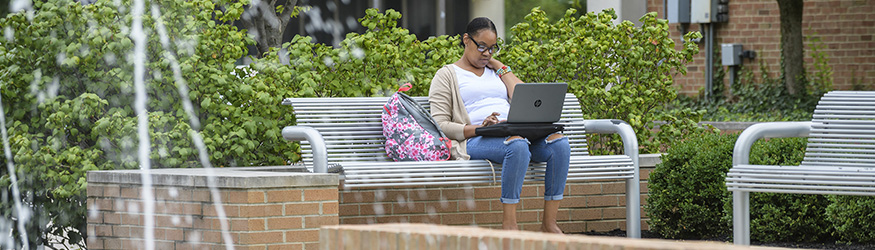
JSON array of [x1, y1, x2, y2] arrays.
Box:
[[647, 132, 875, 243], [0, 0, 272, 247], [250, 7, 706, 155], [646, 133, 735, 239]]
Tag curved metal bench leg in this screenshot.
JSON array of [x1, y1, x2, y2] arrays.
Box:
[[733, 190, 750, 245], [584, 119, 640, 238]]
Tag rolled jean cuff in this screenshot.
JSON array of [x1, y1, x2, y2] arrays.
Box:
[[500, 197, 520, 204], [544, 194, 563, 201]]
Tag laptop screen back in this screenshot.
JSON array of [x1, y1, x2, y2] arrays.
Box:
[[506, 83, 568, 123]]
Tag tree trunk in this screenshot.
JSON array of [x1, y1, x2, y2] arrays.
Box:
[[241, 0, 298, 58], [777, 0, 804, 96]]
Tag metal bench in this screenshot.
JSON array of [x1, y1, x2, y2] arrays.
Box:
[[727, 91, 875, 245], [281, 93, 642, 238]]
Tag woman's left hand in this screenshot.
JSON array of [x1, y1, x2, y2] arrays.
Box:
[[487, 58, 504, 70], [481, 112, 501, 127]]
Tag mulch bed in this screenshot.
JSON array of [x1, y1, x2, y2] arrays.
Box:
[[577, 230, 875, 250]]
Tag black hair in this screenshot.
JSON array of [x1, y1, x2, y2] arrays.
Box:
[[461, 17, 497, 47]]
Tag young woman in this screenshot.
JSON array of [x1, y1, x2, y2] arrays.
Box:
[[428, 17, 570, 234]]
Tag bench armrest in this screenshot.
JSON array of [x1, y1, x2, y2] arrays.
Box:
[[583, 119, 639, 162], [733, 121, 812, 167], [582, 119, 641, 238], [282, 126, 328, 173]]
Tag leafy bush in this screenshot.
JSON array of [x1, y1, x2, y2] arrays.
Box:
[[246, 8, 462, 99], [646, 133, 734, 239], [253, 7, 707, 154], [743, 132, 832, 242], [827, 196, 875, 243], [502, 8, 706, 154], [0, 0, 294, 247], [749, 193, 832, 242], [646, 132, 828, 242]]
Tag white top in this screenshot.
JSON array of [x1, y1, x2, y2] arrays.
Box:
[[453, 64, 509, 125]]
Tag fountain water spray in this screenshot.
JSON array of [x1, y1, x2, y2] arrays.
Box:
[[0, 87, 30, 250], [151, 4, 235, 249], [129, 0, 155, 249]]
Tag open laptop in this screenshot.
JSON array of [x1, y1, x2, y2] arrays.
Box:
[[505, 83, 568, 123]]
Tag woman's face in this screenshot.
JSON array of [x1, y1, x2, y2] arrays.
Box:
[[463, 30, 498, 69]]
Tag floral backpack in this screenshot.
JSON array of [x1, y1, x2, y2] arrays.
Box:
[[382, 83, 452, 161]]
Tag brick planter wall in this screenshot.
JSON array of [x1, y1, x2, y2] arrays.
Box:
[[86, 154, 661, 248], [86, 166, 337, 250], [337, 154, 661, 233]]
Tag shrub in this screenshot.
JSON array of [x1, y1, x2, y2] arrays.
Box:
[[646, 133, 734, 239], [646, 132, 826, 242], [502, 8, 706, 154], [246, 8, 461, 99], [748, 193, 832, 242], [0, 0, 277, 247], [827, 195, 875, 243], [745, 134, 832, 242], [253, 7, 707, 154]]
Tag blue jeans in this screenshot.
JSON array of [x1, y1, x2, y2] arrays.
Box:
[[467, 134, 571, 204]]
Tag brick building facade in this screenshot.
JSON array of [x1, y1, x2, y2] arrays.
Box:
[[645, 0, 875, 96]]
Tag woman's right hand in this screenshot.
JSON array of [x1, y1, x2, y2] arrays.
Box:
[[481, 112, 501, 127]]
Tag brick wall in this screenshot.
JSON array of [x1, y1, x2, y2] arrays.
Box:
[[320, 223, 784, 250], [87, 155, 660, 249], [646, 0, 875, 96], [86, 167, 337, 250], [337, 154, 659, 233]]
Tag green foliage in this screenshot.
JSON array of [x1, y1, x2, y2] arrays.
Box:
[[749, 193, 832, 242], [0, 0, 302, 247], [248, 8, 461, 98], [674, 34, 834, 122], [645, 133, 734, 239], [744, 136, 832, 242], [502, 8, 707, 154], [826, 196, 875, 243], [504, 0, 582, 37], [259, 7, 707, 154], [646, 132, 829, 242]]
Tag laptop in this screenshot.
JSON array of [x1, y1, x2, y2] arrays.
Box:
[[505, 83, 568, 123]]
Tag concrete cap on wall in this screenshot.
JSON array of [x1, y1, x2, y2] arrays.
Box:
[[86, 166, 338, 188]]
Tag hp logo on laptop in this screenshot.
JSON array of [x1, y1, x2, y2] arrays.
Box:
[[534, 99, 542, 107]]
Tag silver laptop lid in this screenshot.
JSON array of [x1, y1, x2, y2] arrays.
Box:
[[506, 83, 568, 123]]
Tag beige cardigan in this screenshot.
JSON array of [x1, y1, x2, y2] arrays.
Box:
[[429, 65, 472, 160]]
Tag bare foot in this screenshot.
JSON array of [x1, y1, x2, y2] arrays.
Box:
[[503, 224, 519, 231], [541, 224, 564, 234]]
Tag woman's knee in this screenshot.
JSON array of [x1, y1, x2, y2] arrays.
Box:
[[546, 133, 564, 142], [545, 134, 571, 156], [503, 136, 531, 156], [505, 135, 525, 142]]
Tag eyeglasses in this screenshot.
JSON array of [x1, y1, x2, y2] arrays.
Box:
[[467, 35, 500, 54]]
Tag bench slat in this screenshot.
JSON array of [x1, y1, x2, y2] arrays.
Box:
[[727, 184, 875, 196], [808, 143, 875, 149]]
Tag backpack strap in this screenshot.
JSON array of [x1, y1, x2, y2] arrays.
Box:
[[398, 83, 412, 92]]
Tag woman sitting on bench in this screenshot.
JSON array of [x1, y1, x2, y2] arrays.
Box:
[[428, 17, 571, 234]]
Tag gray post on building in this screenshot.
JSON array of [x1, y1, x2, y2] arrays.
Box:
[[469, 0, 506, 39], [437, 0, 447, 36]]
